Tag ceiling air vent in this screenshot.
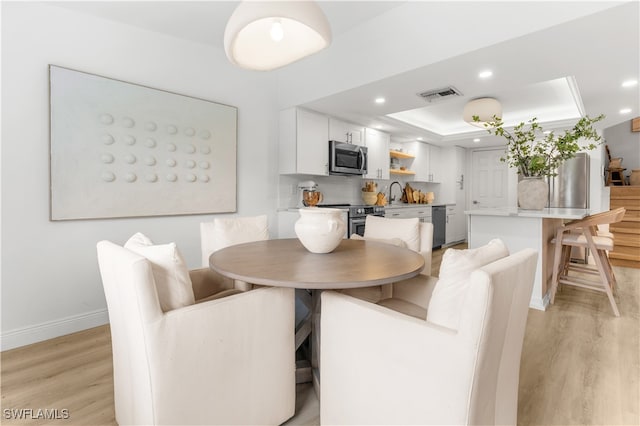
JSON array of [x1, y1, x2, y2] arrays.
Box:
[[417, 86, 463, 102]]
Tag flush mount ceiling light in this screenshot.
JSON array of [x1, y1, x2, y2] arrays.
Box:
[[224, 1, 332, 71], [463, 97, 502, 128]]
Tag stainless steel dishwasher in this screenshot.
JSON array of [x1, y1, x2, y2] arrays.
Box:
[[432, 205, 446, 249]]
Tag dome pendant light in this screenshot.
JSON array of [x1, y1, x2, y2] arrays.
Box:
[[224, 1, 332, 71], [463, 97, 502, 127]]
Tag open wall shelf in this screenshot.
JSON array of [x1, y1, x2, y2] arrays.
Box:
[[389, 150, 415, 159], [389, 169, 415, 175]]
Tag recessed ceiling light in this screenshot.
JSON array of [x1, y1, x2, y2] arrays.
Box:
[[478, 70, 493, 79], [620, 108, 632, 114], [417, 137, 423, 141], [622, 79, 638, 88], [375, 125, 382, 129], [375, 97, 386, 104], [473, 138, 480, 143]]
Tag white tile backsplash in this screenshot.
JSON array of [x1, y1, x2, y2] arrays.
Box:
[[279, 174, 443, 208]]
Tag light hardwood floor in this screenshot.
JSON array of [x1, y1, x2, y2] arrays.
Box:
[[2, 244, 639, 425]]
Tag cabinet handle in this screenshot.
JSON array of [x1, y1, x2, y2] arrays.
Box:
[[391, 213, 400, 217]]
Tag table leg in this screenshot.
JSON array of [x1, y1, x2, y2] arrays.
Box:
[[311, 289, 322, 398], [295, 289, 313, 384]]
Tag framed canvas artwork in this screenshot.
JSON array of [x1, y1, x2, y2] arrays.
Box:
[[49, 65, 237, 220]]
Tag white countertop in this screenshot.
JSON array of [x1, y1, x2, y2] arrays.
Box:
[[280, 204, 451, 212], [385, 203, 448, 210], [464, 208, 589, 220]]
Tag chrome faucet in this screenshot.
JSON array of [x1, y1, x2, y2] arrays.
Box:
[[389, 181, 403, 204]]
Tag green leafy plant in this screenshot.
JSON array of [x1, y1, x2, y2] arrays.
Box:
[[473, 114, 605, 177]]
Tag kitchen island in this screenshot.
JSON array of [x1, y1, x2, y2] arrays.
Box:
[[465, 208, 590, 310]]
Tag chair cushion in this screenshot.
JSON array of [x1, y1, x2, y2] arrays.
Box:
[[195, 288, 243, 303], [124, 233, 195, 312], [364, 215, 420, 252], [349, 233, 408, 248], [608, 158, 622, 168], [377, 298, 427, 320], [427, 239, 509, 329], [201, 215, 269, 266]]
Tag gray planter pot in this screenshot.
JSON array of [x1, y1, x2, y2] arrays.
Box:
[[518, 177, 548, 210]]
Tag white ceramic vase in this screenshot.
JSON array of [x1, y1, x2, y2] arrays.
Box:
[[518, 177, 549, 210], [295, 208, 346, 254]]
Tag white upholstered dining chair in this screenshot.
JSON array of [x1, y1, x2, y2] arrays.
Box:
[[97, 236, 295, 425], [343, 215, 433, 305], [320, 247, 538, 425], [200, 214, 269, 291]]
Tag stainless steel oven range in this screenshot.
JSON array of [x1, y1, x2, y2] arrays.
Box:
[[317, 204, 385, 237], [348, 205, 385, 236]]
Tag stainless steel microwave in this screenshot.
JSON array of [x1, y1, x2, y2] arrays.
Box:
[[329, 140, 367, 176]]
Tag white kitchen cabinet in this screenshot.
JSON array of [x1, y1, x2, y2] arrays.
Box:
[[364, 128, 390, 180], [409, 142, 440, 183], [445, 205, 465, 244], [408, 142, 427, 181], [441, 146, 467, 244], [279, 108, 329, 176], [428, 144, 441, 183], [329, 118, 364, 146]]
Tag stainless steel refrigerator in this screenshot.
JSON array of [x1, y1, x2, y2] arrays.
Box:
[[547, 152, 590, 262], [547, 152, 589, 209]]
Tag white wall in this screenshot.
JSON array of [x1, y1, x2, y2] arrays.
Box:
[[1, 3, 278, 349]]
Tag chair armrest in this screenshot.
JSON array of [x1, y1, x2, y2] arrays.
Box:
[[418, 249, 432, 275], [419, 222, 433, 275], [144, 286, 295, 425], [320, 290, 478, 426], [188, 267, 234, 300], [391, 274, 438, 310]]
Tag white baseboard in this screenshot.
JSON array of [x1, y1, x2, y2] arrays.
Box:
[[1, 309, 109, 351], [529, 292, 550, 311]]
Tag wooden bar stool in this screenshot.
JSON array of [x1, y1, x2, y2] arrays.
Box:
[[605, 147, 627, 186], [549, 208, 626, 316], [606, 167, 627, 186]]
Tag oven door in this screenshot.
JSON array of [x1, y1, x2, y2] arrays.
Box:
[[330, 141, 367, 176], [349, 217, 366, 237]]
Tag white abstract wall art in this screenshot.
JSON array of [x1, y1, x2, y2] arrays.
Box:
[[49, 65, 237, 220]]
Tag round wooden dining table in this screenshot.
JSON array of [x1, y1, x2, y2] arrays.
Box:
[[208, 238, 425, 290], [209, 237, 425, 389]]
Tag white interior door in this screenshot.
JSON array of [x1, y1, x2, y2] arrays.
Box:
[[471, 149, 508, 209]]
